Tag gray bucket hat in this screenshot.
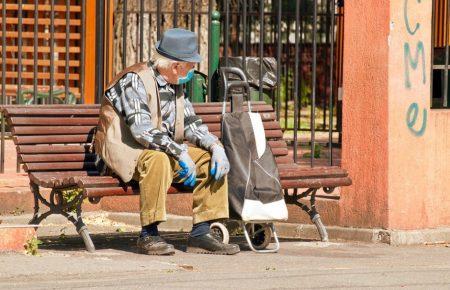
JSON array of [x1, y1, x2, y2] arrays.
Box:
[[155, 28, 202, 63]]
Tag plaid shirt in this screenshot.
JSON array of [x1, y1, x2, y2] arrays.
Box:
[[101, 67, 218, 161]]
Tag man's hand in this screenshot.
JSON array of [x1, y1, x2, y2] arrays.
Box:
[[178, 151, 197, 187], [210, 144, 230, 180]]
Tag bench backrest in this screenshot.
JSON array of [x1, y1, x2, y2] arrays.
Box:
[[2, 102, 291, 174]]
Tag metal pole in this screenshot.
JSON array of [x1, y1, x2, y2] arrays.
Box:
[[95, 0, 105, 104], [293, 0, 300, 163], [1, 0, 6, 173], [33, 0, 38, 104], [258, 0, 264, 101], [328, 0, 336, 165], [276, 0, 282, 121], [444, 0, 449, 107], [122, 0, 127, 69], [207, 0, 212, 102], [139, 0, 144, 62], [17, 0, 23, 104], [174, 0, 178, 28], [191, 0, 195, 31], [284, 19, 290, 130], [50, 0, 55, 104], [157, 0, 161, 39], [242, 0, 247, 72], [80, 0, 86, 103], [65, 0, 70, 103], [224, 0, 229, 66], [311, 0, 318, 167]]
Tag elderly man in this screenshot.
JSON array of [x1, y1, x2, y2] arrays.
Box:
[[94, 28, 239, 255]]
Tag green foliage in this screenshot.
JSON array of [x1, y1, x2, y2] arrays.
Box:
[[24, 237, 43, 256], [303, 143, 322, 158], [60, 187, 83, 212]]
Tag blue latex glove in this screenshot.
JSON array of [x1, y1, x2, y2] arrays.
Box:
[[177, 151, 197, 187], [210, 144, 230, 180]]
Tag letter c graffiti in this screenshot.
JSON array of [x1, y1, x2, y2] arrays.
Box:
[[406, 102, 427, 136], [404, 0, 421, 35]]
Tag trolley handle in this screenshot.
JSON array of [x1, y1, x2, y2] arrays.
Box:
[[220, 67, 252, 115]]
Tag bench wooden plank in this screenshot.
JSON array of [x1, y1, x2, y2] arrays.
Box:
[[9, 117, 99, 126], [17, 144, 92, 154], [3, 108, 100, 116], [24, 162, 96, 172], [12, 126, 96, 135], [30, 171, 100, 187], [14, 135, 93, 145], [281, 177, 352, 189], [20, 153, 96, 163]]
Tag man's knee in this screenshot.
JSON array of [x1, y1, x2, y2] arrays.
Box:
[[140, 150, 172, 174]]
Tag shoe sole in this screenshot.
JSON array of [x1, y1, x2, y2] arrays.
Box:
[[137, 248, 175, 256], [186, 246, 240, 255]]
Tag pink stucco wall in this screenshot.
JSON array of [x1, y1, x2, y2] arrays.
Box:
[[340, 0, 391, 228], [341, 0, 450, 230]]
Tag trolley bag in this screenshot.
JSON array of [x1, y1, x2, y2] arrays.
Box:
[[220, 68, 288, 222]]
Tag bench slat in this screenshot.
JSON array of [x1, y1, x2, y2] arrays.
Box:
[[9, 117, 99, 126], [24, 161, 96, 171], [200, 112, 276, 123], [281, 177, 352, 189], [3, 108, 100, 116], [29, 171, 100, 187], [21, 153, 96, 163], [278, 166, 348, 179], [14, 135, 93, 145], [83, 185, 183, 198], [17, 144, 91, 154], [12, 126, 96, 135]]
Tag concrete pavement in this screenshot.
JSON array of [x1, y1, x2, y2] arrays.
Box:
[[1, 231, 450, 289]]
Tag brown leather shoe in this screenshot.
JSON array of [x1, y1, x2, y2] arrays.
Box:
[[186, 234, 240, 255], [137, 235, 175, 256]]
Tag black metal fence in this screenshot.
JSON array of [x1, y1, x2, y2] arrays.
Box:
[[98, 0, 344, 167]]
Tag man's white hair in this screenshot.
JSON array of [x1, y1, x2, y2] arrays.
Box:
[[151, 51, 178, 69]]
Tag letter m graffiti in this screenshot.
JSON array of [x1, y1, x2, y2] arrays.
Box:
[[404, 41, 426, 89]]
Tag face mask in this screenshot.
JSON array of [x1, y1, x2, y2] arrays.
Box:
[[177, 69, 194, 84]]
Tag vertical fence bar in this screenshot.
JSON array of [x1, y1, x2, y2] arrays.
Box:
[[444, 0, 449, 107], [284, 19, 290, 130], [293, 0, 300, 163], [16, 0, 23, 172], [189, 0, 195, 100], [174, 0, 178, 28], [65, 0, 70, 103], [80, 0, 86, 103], [95, 0, 105, 103], [328, 0, 336, 165], [157, 0, 161, 39], [50, 0, 55, 104], [191, 0, 195, 31], [139, 0, 144, 62], [258, 0, 264, 101], [242, 0, 247, 72], [17, 0, 23, 104], [1, 0, 6, 173], [276, 0, 282, 121], [122, 0, 127, 70], [33, 0, 39, 104], [207, 0, 212, 102], [311, 0, 318, 167], [224, 0, 229, 66]]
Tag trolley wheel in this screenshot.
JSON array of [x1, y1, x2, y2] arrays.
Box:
[[210, 222, 229, 244], [245, 223, 272, 250]]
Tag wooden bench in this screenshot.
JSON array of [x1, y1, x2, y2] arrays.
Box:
[[1, 103, 351, 252]]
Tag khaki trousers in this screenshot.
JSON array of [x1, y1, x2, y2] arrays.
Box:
[[133, 146, 229, 226]]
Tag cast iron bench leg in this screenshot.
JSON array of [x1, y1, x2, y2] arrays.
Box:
[[284, 188, 329, 242], [28, 182, 96, 252]]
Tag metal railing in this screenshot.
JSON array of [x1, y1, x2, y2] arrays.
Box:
[[98, 0, 344, 167], [0, 0, 86, 172]]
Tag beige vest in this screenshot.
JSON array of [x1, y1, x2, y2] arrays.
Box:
[[94, 62, 162, 182]]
